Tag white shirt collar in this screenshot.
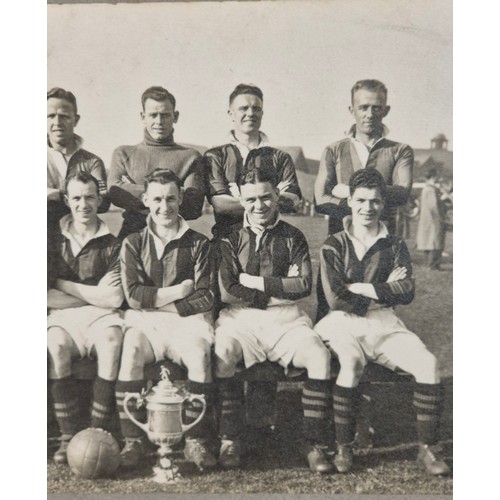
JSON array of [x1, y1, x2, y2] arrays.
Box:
[[146, 215, 191, 259], [346, 125, 388, 168], [59, 213, 110, 255], [48, 134, 83, 155], [342, 216, 389, 260], [243, 211, 281, 251], [228, 131, 270, 163], [47, 135, 84, 187]]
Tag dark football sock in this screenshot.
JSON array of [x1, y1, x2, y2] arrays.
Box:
[[50, 376, 81, 437], [90, 377, 116, 431], [217, 378, 245, 440], [302, 378, 332, 446], [115, 380, 148, 439], [333, 384, 359, 445], [184, 380, 214, 440], [414, 382, 443, 445]]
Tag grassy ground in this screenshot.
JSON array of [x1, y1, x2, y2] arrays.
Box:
[[48, 213, 452, 495]]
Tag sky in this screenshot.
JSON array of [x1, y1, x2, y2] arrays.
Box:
[[48, 0, 452, 165]]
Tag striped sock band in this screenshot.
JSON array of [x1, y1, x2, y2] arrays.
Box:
[[50, 376, 81, 437], [217, 378, 244, 440], [184, 380, 213, 440], [115, 380, 147, 439], [414, 382, 443, 445], [90, 377, 116, 431], [302, 378, 331, 445], [333, 385, 359, 445]]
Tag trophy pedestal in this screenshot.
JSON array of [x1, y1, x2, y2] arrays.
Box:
[[152, 445, 182, 484]]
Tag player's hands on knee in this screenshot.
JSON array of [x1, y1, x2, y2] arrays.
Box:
[[387, 266, 407, 282]]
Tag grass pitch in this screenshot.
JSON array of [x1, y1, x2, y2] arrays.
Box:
[[48, 213, 453, 495]]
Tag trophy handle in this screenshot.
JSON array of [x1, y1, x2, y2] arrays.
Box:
[[123, 392, 149, 433], [181, 394, 207, 433]]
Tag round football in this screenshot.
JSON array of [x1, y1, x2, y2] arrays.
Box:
[[66, 428, 120, 479]]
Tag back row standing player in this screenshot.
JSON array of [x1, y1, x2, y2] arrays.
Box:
[[314, 79, 413, 236], [204, 83, 303, 432], [108, 86, 206, 239]]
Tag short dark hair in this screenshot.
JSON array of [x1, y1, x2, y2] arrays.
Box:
[[65, 171, 100, 194], [144, 168, 183, 192], [351, 79, 388, 104], [349, 169, 387, 199], [239, 164, 278, 189], [141, 86, 176, 110], [229, 83, 263, 106], [47, 87, 78, 115]]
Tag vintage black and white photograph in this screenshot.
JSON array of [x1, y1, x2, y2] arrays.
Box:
[[46, 0, 453, 498]]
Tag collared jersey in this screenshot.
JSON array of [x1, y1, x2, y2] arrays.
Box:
[[47, 135, 109, 214], [318, 219, 415, 317], [219, 220, 312, 310], [205, 143, 302, 238], [315, 128, 413, 235], [53, 214, 121, 286], [120, 216, 214, 317]]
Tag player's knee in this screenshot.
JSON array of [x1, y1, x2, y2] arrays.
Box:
[[94, 327, 123, 355], [182, 340, 212, 372], [120, 328, 148, 369], [298, 338, 331, 378], [215, 336, 242, 364], [47, 327, 73, 364], [336, 351, 365, 382], [414, 350, 440, 383], [214, 336, 242, 377]]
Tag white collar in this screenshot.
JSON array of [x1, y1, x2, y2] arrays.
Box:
[[346, 124, 389, 143], [243, 211, 281, 251], [228, 131, 270, 163], [48, 134, 83, 156], [342, 216, 389, 260], [59, 213, 110, 255], [146, 215, 191, 259]]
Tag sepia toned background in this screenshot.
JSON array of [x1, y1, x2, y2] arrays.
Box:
[[48, 0, 452, 165]]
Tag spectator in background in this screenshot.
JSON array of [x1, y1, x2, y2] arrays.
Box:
[[416, 167, 447, 270]]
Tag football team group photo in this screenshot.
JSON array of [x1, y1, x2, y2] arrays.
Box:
[[47, 1, 452, 496]]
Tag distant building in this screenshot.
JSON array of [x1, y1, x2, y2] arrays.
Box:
[[413, 134, 453, 182]]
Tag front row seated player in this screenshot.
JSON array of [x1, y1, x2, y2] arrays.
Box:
[[47, 172, 124, 464], [314, 169, 450, 476], [115, 169, 217, 470], [214, 163, 334, 474]]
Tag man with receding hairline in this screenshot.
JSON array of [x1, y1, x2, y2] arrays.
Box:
[[109, 86, 206, 239], [314, 79, 414, 237]]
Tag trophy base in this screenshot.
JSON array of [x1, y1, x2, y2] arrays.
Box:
[[151, 455, 182, 484]]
